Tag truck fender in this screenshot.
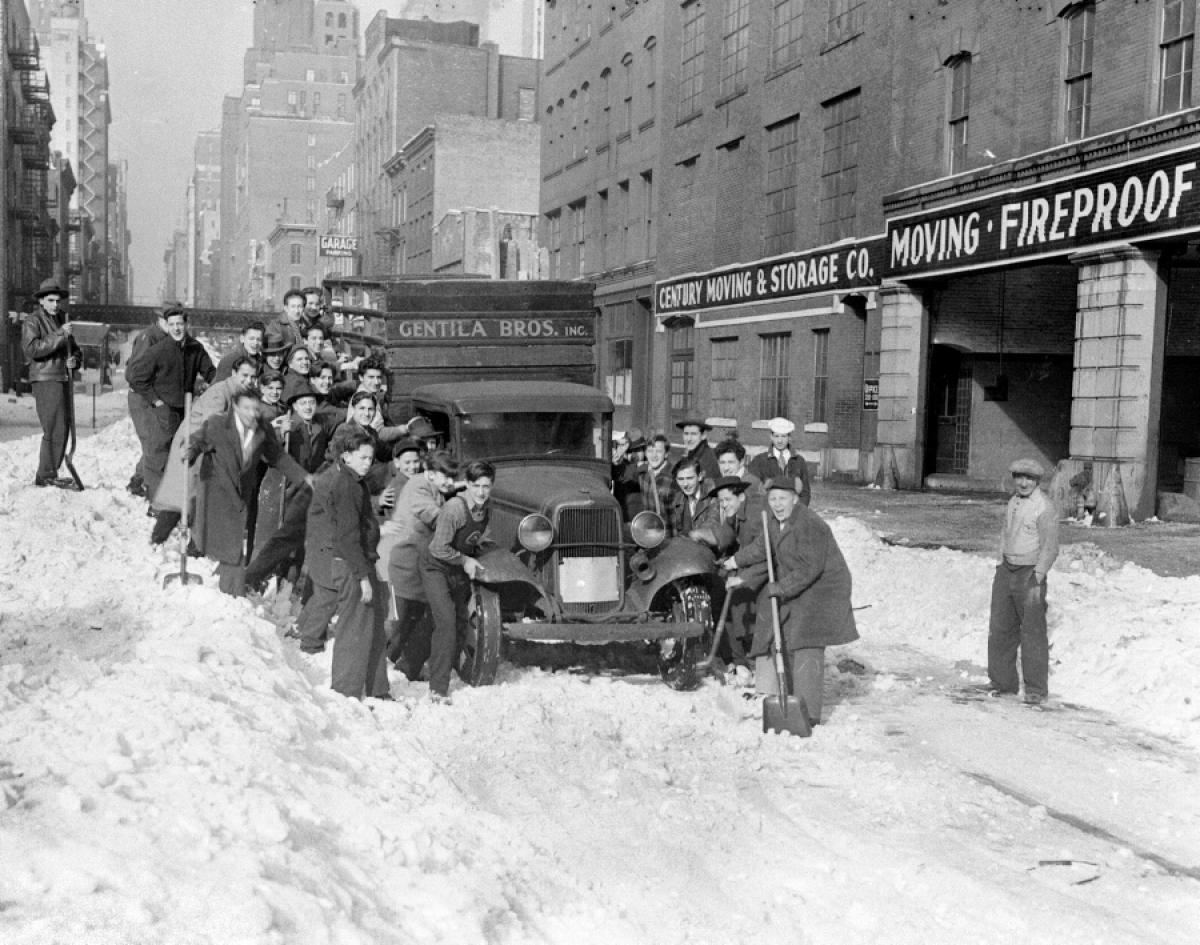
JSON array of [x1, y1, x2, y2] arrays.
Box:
[[474, 548, 561, 619], [626, 538, 717, 613]]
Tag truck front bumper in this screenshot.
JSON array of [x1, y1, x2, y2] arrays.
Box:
[[503, 620, 705, 644]]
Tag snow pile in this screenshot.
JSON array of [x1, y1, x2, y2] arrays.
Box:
[[834, 519, 1200, 744], [2, 420, 1199, 945]]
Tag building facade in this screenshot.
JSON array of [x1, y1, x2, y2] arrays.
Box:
[[391, 0, 545, 58], [540, 0, 665, 432], [353, 13, 539, 276], [216, 0, 359, 309], [542, 0, 1200, 517]]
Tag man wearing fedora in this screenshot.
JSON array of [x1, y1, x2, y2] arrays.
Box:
[[748, 416, 811, 505], [21, 279, 82, 490], [674, 417, 720, 483], [988, 457, 1060, 705]]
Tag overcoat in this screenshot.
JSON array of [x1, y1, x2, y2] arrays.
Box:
[[154, 376, 248, 512], [379, 474, 446, 596], [733, 504, 858, 656], [189, 411, 306, 565], [252, 416, 330, 556]]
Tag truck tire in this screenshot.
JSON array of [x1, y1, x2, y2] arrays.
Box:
[[457, 585, 502, 686], [658, 581, 713, 691]]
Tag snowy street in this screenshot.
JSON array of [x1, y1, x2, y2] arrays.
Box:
[[2, 420, 1199, 945]]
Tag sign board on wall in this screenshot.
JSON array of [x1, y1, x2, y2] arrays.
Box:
[[320, 235, 359, 258], [654, 236, 886, 317], [886, 144, 1200, 277], [863, 379, 880, 411], [386, 314, 595, 345]]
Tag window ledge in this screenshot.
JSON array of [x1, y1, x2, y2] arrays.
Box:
[[596, 142, 611, 154], [544, 57, 567, 77], [676, 110, 703, 127], [715, 88, 747, 109], [804, 422, 829, 434], [542, 167, 563, 182], [766, 59, 804, 83], [616, 130, 632, 143], [638, 117, 656, 133], [569, 37, 591, 59], [821, 31, 863, 55], [600, 22, 613, 36], [565, 155, 587, 171]]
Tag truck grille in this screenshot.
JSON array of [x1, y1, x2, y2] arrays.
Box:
[[554, 505, 623, 616]]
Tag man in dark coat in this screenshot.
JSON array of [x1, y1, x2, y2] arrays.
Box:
[[722, 480, 858, 724], [187, 389, 309, 596], [266, 289, 308, 353], [213, 321, 266, 382], [674, 418, 720, 483], [747, 416, 811, 506], [127, 305, 215, 501], [666, 457, 721, 544], [20, 279, 82, 490], [297, 425, 391, 702], [638, 433, 675, 518], [244, 377, 331, 592], [124, 309, 168, 496]]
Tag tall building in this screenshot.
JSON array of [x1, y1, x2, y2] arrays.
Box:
[[190, 131, 222, 307], [390, 0, 544, 58], [1, 0, 58, 392], [353, 12, 539, 276], [217, 0, 359, 309], [545, 1, 1200, 517], [540, 0, 665, 431], [105, 157, 130, 302], [33, 0, 110, 301]]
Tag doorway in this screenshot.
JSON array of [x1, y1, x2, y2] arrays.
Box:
[[927, 346, 972, 475]]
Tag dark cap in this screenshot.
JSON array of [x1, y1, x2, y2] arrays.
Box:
[[764, 477, 798, 495], [706, 475, 750, 500], [391, 438, 422, 457], [406, 416, 438, 439], [675, 418, 712, 432], [283, 375, 317, 405], [626, 427, 647, 452], [35, 278, 68, 298]]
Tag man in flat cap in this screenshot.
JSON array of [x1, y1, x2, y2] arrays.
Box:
[[674, 417, 720, 483], [748, 416, 811, 506], [988, 457, 1059, 705], [21, 279, 81, 489]]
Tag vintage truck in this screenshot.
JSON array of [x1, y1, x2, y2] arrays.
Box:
[[323, 276, 717, 688]]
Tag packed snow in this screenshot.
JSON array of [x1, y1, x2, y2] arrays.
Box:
[[1, 416, 1198, 944]]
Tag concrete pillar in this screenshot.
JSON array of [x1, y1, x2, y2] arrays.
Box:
[[873, 280, 931, 488], [1067, 245, 1167, 520]]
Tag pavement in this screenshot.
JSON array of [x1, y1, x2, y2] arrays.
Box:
[[4, 390, 1198, 578]]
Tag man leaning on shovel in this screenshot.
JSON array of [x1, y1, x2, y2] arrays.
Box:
[[721, 478, 858, 726], [21, 278, 82, 490]]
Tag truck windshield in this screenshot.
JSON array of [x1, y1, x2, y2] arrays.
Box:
[[460, 411, 608, 460]]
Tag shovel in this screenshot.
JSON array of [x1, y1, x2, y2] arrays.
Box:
[[165, 393, 202, 588], [62, 314, 84, 491], [761, 510, 811, 737], [695, 588, 733, 674]]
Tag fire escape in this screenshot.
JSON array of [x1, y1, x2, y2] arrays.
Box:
[[7, 30, 55, 294]]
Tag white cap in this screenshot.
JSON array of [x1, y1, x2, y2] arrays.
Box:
[[613, 430, 628, 443], [766, 417, 795, 436]]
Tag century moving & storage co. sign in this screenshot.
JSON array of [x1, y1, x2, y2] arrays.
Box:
[[655, 236, 885, 317], [320, 234, 359, 258], [655, 143, 1200, 316], [887, 144, 1200, 276]]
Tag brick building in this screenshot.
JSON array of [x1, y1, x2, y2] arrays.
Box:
[[217, 0, 359, 309], [545, 0, 1200, 515], [540, 0, 665, 431], [353, 13, 539, 276]]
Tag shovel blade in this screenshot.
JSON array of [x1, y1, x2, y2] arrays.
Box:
[[763, 695, 812, 737], [163, 573, 203, 588]]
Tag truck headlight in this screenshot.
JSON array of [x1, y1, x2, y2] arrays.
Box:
[[518, 513, 555, 552], [630, 511, 667, 549]]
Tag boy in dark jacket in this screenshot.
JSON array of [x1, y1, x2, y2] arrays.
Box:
[[297, 425, 390, 701]]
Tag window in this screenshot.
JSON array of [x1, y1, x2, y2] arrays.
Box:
[[580, 83, 591, 150], [812, 329, 829, 423], [764, 116, 799, 255], [570, 198, 587, 274], [596, 189, 609, 269], [547, 211, 562, 278], [819, 90, 861, 243], [641, 170, 655, 258], [337, 93, 346, 119], [644, 37, 657, 122], [308, 133, 316, 147], [679, 2, 706, 120], [759, 333, 791, 418], [313, 91, 321, 112], [827, 0, 864, 46], [569, 90, 580, 160], [307, 154, 316, 170], [290, 276, 302, 291], [677, 155, 699, 199], [518, 87, 537, 121], [616, 179, 630, 263], [621, 54, 634, 135], [772, 0, 805, 71], [1064, 4, 1094, 140], [605, 303, 634, 406], [338, 12, 347, 28], [720, 0, 751, 97], [306, 69, 316, 82], [1161, 0, 1195, 113], [287, 89, 298, 112], [948, 54, 971, 173], [289, 242, 302, 265], [710, 338, 738, 417], [670, 324, 696, 413], [306, 176, 316, 192], [598, 69, 612, 144]]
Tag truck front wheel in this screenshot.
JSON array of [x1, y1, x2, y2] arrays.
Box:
[[457, 585, 502, 686], [658, 581, 713, 691]]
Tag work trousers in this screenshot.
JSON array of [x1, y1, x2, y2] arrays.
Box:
[[756, 647, 825, 724], [244, 491, 311, 589], [216, 561, 246, 597], [143, 404, 183, 499], [326, 563, 389, 699], [988, 562, 1049, 699], [420, 565, 469, 697], [127, 390, 155, 481], [387, 596, 431, 680], [32, 381, 68, 480]]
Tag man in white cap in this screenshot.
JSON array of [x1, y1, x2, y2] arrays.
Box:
[[748, 417, 811, 505], [988, 457, 1059, 705]]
